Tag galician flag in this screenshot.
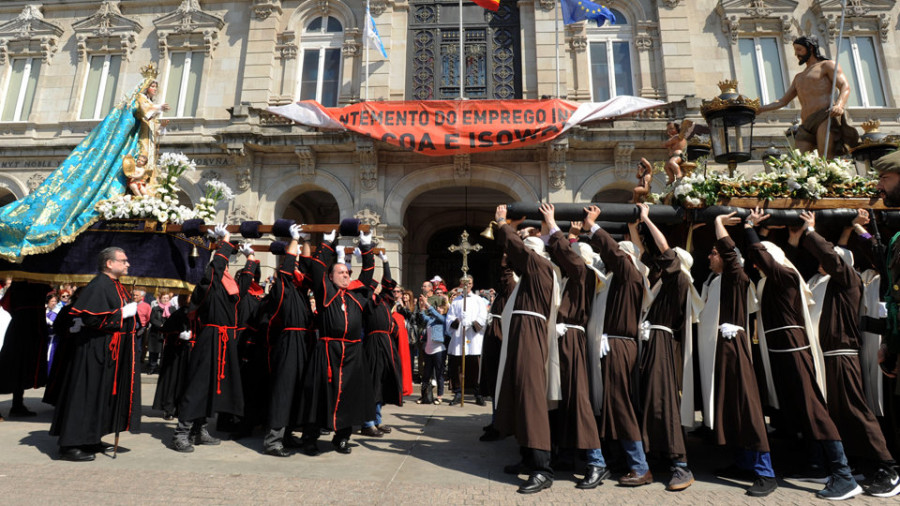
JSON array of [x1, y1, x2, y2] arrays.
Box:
[[471, 0, 500, 11], [365, 6, 388, 58]]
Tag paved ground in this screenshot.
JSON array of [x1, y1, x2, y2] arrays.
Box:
[[0, 376, 887, 505]]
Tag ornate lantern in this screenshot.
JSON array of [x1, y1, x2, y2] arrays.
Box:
[[701, 80, 759, 175], [850, 120, 900, 171]]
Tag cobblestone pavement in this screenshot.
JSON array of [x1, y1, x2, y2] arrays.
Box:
[[0, 378, 886, 505]]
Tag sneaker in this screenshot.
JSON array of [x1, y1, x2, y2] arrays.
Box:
[[816, 477, 863, 501], [786, 465, 829, 484], [666, 467, 694, 491], [171, 436, 194, 453], [865, 467, 900, 498], [191, 426, 221, 446], [747, 476, 778, 497]]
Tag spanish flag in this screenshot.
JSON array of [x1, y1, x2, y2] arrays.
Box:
[[471, 0, 500, 11]]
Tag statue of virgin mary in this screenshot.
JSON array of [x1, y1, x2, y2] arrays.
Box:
[[0, 64, 169, 262]]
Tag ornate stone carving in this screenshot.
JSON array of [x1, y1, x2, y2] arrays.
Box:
[[276, 31, 296, 60], [614, 142, 635, 180], [635, 33, 653, 52], [316, 0, 332, 16], [200, 170, 222, 181], [538, 0, 555, 12], [453, 154, 470, 179], [813, 0, 893, 43], [0, 5, 64, 65], [26, 173, 45, 191], [252, 0, 282, 21], [717, 0, 799, 45], [357, 139, 378, 191], [72, 1, 142, 62], [295, 146, 316, 180], [342, 29, 361, 57], [227, 204, 255, 225], [236, 168, 252, 192], [568, 35, 587, 53], [354, 208, 382, 227], [369, 0, 393, 16], [153, 0, 226, 59], [548, 138, 568, 190]]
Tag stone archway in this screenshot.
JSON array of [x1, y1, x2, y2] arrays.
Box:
[[0, 187, 16, 209], [402, 185, 514, 291], [281, 190, 340, 223], [260, 171, 354, 223]]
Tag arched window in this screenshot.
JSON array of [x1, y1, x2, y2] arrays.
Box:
[[296, 16, 344, 106], [586, 8, 635, 101]]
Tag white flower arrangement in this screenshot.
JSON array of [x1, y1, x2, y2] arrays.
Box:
[[97, 152, 237, 224]]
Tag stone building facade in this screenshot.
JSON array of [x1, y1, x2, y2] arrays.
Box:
[[1, 0, 898, 286]]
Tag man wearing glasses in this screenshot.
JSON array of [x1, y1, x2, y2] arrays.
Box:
[[50, 247, 141, 462]]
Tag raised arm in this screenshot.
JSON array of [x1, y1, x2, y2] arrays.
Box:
[[637, 203, 668, 254]]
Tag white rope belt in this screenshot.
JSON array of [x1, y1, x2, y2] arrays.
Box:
[[823, 349, 859, 357], [606, 334, 636, 340], [764, 325, 803, 334], [490, 314, 502, 319], [641, 322, 674, 341], [561, 324, 585, 332], [768, 345, 811, 353], [511, 310, 547, 320]]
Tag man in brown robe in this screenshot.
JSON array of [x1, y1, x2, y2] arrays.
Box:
[[479, 255, 516, 442], [792, 211, 899, 498], [492, 204, 556, 494], [540, 203, 607, 489], [745, 208, 862, 500], [635, 203, 698, 491], [582, 205, 651, 486], [699, 213, 776, 497]]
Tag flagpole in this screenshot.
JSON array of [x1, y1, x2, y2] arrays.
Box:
[[365, 0, 371, 101], [459, 0, 464, 99], [555, 0, 560, 98]]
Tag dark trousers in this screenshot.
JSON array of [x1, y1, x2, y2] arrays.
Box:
[[422, 350, 446, 401], [448, 354, 481, 394], [521, 446, 554, 477]]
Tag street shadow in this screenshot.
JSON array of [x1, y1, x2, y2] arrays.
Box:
[[19, 430, 57, 460]]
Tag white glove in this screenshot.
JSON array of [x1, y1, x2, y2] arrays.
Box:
[[69, 317, 84, 334], [599, 333, 610, 358], [289, 223, 303, 241], [121, 302, 138, 319], [719, 323, 743, 340], [214, 224, 228, 239], [206, 228, 217, 240], [378, 252, 388, 263], [324, 229, 336, 242], [556, 323, 567, 338], [239, 242, 254, 256], [640, 321, 651, 341], [179, 330, 192, 341], [336, 248, 346, 264], [352, 247, 362, 263], [359, 230, 372, 246]]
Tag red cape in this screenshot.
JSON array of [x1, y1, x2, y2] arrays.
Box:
[[392, 312, 413, 396]]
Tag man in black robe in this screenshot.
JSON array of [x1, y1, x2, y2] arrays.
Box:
[[263, 225, 314, 456], [299, 227, 375, 455], [172, 225, 244, 452], [232, 243, 269, 439], [0, 280, 51, 417], [49, 247, 140, 461]]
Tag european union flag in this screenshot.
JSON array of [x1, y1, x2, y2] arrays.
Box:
[[560, 0, 615, 27]]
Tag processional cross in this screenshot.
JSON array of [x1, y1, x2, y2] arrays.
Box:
[[447, 230, 482, 407]]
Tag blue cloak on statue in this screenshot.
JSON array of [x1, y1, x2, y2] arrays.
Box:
[[0, 98, 141, 262]]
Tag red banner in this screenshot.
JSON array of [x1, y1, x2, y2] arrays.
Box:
[[316, 99, 579, 156]]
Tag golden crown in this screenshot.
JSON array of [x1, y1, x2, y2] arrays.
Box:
[[140, 63, 158, 80]]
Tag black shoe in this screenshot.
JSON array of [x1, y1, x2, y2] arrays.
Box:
[[265, 446, 292, 458], [332, 439, 352, 454], [302, 440, 321, 457], [59, 447, 95, 462], [747, 476, 778, 497], [360, 426, 383, 437], [172, 436, 194, 453], [475, 396, 486, 406], [283, 434, 304, 448], [319, 427, 331, 436], [518, 473, 553, 494], [576, 465, 610, 489], [448, 394, 462, 406], [9, 405, 36, 417], [479, 426, 503, 442], [163, 412, 174, 421], [191, 427, 221, 446], [865, 466, 900, 498], [504, 461, 531, 475]]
